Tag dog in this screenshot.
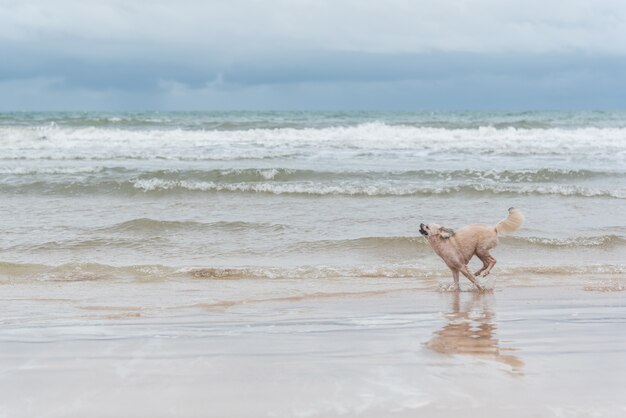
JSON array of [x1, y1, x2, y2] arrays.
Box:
[[419, 208, 524, 291]]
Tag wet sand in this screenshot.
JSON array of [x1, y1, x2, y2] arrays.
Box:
[[1, 279, 625, 417]]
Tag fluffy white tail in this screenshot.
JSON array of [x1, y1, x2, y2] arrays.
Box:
[[495, 207, 524, 234]]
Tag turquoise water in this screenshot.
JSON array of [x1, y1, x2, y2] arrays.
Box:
[[3, 110, 626, 129]]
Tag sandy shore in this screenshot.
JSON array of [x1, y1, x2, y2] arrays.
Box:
[[1, 280, 625, 417]]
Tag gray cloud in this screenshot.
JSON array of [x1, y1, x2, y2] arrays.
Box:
[[3, 0, 626, 54], [3, 54, 624, 111], [1, 1, 625, 110]]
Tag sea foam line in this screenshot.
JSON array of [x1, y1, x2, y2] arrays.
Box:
[[2, 261, 625, 283], [2, 167, 623, 181], [2, 124, 626, 153], [130, 179, 626, 198], [1, 177, 623, 198]]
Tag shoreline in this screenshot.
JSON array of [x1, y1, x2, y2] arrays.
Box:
[[1, 280, 625, 417]]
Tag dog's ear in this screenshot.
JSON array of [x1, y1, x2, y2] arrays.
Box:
[[439, 227, 455, 239]]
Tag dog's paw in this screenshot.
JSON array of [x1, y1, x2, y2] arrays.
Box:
[[478, 275, 497, 291], [438, 282, 463, 292]]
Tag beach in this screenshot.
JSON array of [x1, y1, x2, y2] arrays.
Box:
[[2, 280, 625, 417], [1, 111, 625, 416]]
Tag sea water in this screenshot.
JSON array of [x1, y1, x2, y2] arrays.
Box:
[[2, 111, 626, 417], [1, 111, 624, 284]]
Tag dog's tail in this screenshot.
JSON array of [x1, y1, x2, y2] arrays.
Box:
[[495, 207, 524, 235]]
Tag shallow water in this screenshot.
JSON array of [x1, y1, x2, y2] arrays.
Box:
[[1, 286, 625, 417]]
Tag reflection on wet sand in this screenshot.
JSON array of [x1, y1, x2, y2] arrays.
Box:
[[427, 292, 524, 374]]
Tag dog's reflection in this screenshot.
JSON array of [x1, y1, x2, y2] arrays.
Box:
[[427, 292, 524, 374]]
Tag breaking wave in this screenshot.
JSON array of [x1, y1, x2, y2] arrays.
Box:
[[2, 123, 626, 161], [3, 167, 622, 182], [130, 179, 625, 198], [503, 235, 626, 248], [0, 261, 444, 283], [101, 218, 286, 234], [3, 233, 625, 263], [295, 235, 626, 252], [2, 177, 624, 198], [2, 261, 625, 284], [1, 165, 623, 198]]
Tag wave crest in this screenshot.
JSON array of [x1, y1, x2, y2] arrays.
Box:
[[130, 179, 625, 198], [2, 123, 626, 161], [503, 235, 626, 248], [2, 261, 625, 284], [102, 218, 285, 233]]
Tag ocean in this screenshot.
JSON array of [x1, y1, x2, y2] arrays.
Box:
[[1, 111, 624, 282], [1, 111, 626, 417]]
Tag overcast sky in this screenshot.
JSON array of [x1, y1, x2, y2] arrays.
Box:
[[1, 0, 625, 110]]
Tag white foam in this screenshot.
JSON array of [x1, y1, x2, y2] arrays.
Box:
[[436, 275, 496, 292], [0, 166, 105, 175], [1, 124, 625, 162], [130, 178, 625, 198]]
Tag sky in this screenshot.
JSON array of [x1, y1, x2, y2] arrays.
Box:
[[1, 0, 626, 111]]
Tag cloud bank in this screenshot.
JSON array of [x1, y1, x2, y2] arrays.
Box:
[[1, 0, 625, 110]]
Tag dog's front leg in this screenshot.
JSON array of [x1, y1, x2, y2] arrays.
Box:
[[460, 265, 484, 292], [451, 269, 460, 291]]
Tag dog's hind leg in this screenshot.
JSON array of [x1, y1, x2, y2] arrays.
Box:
[[476, 251, 497, 277], [460, 265, 484, 292], [474, 255, 489, 277]]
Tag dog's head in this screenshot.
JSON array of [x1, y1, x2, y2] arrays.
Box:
[[420, 223, 455, 239]]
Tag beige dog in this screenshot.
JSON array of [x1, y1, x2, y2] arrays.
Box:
[[419, 208, 524, 291]]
